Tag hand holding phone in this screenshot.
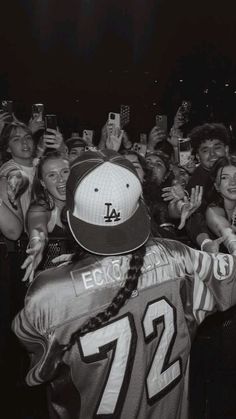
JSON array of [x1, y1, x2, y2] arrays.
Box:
[[1, 100, 13, 115], [108, 112, 120, 129], [178, 137, 192, 166], [132, 142, 147, 157], [106, 125, 123, 152], [83, 129, 94, 146], [0, 100, 14, 124], [155, 114, 167, 133], [148, 126, 166, 151], [42, 128, 63, 151]]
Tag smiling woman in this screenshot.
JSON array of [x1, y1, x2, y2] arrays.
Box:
[[21, 151, 71, 282], [206, 156, 236, 254]]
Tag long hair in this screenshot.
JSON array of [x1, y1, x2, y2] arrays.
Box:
[[30, 151, 69, 211], [209, 156, 236, 208], [71, 246, 146, 338]]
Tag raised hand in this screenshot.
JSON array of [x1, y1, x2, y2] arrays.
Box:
[[51, 253, 74, 265], [21, 229, 47, 283], [162, 183, 186, 203], [42, 128, 63, 150], [148, 126, 166, 151], [178, 186, 203, 230], [201, 236, 225, 253], [28, 116, 45, 134], [6, 169, 29, 207], [105, 125, 124, 151], [0, 111, 12, 134]]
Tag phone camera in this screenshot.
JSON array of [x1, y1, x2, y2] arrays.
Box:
[[110, 113, 115, 120]]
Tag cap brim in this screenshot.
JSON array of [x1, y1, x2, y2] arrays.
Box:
[[67, 200, 150, 256]]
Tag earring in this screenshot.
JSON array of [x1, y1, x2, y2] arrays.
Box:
[[43, 185, 54, 209]]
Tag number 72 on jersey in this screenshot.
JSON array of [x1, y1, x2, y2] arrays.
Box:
[[78, 298, 182, 417]]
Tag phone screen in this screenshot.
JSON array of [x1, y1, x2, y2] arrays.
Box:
[[155, 115, 167, 133], [45, 114, 57, 131], [178, 137, 192, 166], [2, 100, 13, 114]]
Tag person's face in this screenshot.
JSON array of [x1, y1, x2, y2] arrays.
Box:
[[146, 154, 167, 184], [183, 156, 196, 174], [68, 146, 86, 162], [197, 139, 228, 170], [124, 154, 144, 182], [41, 158, 70, 201], [7, 127, 34, 161], [215, 165, 236, 202], [173, 166, 190, 188]]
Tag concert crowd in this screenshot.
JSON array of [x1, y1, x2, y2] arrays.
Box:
[[1, 99, 236, 419]]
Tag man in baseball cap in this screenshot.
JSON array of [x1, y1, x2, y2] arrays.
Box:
[[66, 148, 151, 254], [66, 132, 88, 162]]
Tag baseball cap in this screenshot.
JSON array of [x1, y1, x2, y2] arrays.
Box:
[[66, 133, 87, 150], [66, 149, 150, 255]]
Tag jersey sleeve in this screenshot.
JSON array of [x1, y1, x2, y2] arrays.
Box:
[[183, 243, 236, 323], [12, 307, 52, 386]]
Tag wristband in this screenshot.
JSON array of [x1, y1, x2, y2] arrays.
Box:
[[159, 223, 175, 229], [200, 238, 212, 251], [30, 236, 42, 244]]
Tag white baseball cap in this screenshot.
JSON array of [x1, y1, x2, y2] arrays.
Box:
[[66, 149, 150, 255]]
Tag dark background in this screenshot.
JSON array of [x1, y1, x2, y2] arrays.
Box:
[[1, 0, 236, 138]]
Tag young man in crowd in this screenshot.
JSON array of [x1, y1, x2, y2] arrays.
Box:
[[185, 122, 230, 252], [66, 132, 88, 162]]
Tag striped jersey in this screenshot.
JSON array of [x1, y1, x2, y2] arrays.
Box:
[[12, 238, 236, 419]]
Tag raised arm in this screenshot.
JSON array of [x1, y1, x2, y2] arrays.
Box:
[[206, 206, 236, 254], [0, 177, 23, 240], [21, 205, 49, 283]]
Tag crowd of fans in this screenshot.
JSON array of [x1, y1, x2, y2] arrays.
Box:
[[1, 99, 236, 418]]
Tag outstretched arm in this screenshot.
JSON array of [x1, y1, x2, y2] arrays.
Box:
[[0, 178, 23, 240], [22, 206, 49, 283]]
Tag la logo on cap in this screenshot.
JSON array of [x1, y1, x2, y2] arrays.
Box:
[[104, 203, 121, 223]]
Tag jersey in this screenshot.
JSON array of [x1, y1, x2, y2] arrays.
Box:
[[12, 238, 236, 419]]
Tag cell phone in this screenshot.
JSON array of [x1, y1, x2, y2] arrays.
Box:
[[1, 100, 13, 114], [180, 100, 192, 123], [32, 103, 44, 122], [84, 145, 97, 152], [181, 100, 191, 114], [108, 112, 120, 129], [140, 133, 147, 145], [132, 142, 147, 157], [155, 114, 167, 133], [178, 137, 192, 166], [83, 129, 94, 146], [120, 105, 130, 128], [45, 114, 57, 131]]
